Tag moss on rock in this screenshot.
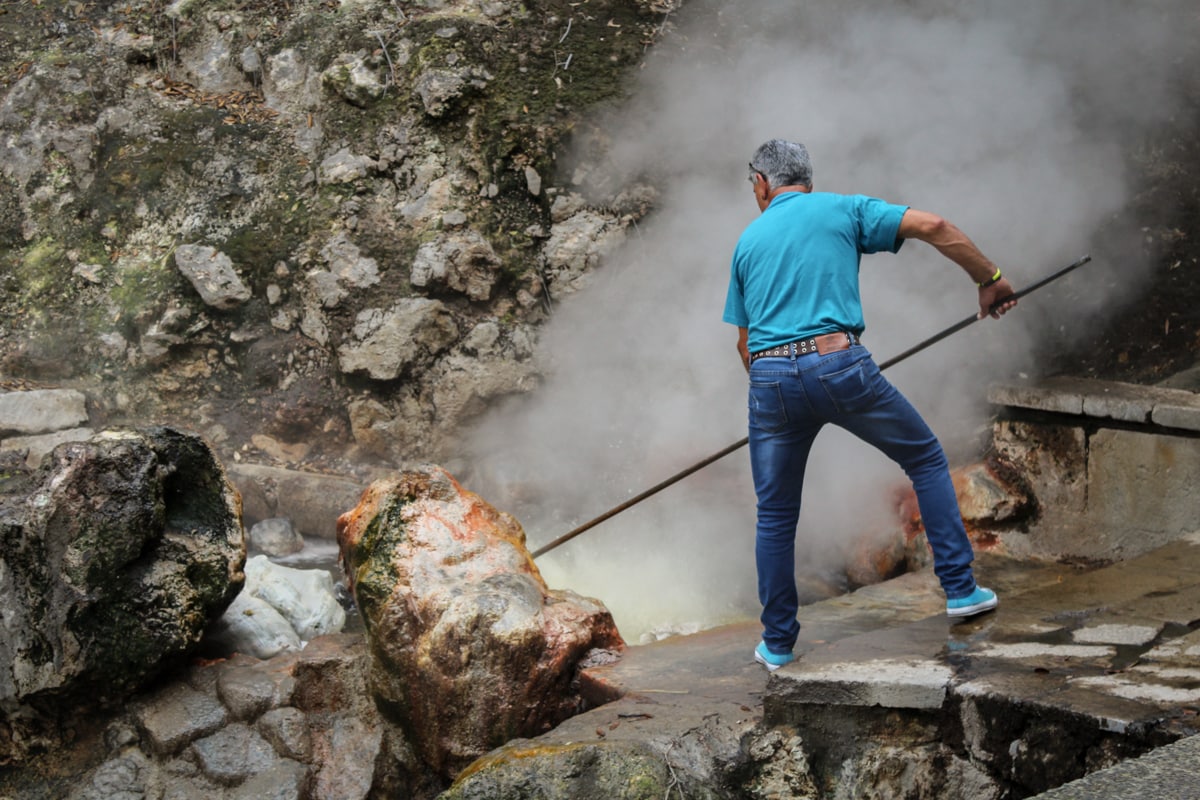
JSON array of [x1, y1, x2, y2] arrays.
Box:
[[443, 740, 715, 800]]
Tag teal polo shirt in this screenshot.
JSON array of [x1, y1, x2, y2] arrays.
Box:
[[723, 191, 908, 353]]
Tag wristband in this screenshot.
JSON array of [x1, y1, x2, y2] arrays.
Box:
[[977, 268, 1002, 288]]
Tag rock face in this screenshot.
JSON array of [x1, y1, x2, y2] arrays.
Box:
[[0, 0, 666, 468], [336, 466, 624, 776], [0, 427, 245, 764]]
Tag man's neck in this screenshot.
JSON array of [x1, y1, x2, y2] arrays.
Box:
[[769, 184, 812, 201]]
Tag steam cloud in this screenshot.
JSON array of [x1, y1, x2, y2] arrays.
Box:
[[464, 0, 1200, 640]]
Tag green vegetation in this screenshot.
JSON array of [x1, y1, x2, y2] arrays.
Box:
[[221, 187, 311, 284], [107, 255, 183, 330], [16, 238, 69, 305], [348, 493, 408, 638]]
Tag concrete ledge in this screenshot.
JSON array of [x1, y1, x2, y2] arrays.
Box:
[[954, 673, 1159, 737], [771, 658, 952, 709], [988, 376, 1200, 431], [988, 378, 1085, 415]]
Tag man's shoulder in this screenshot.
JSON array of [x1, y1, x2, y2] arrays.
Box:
[[815, 192, 908, 221], [769, 191, 891, 215], [780, 191, 885, 209], [810, 190, 889, 204]]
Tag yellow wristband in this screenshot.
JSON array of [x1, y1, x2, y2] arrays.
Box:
[[977, 268, 1002, 288]]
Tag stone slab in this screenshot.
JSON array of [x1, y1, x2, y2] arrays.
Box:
[[190, 723, 278, 786], [134, 684, 229, 757], [226, 758, 308, 800], [1070, 622, 1162, 646], [1080, 382, 1156, 423], [1071, 665, 1200, 706], [955, 672, 1163, 736], [1141, 628, 1200, 665], [988, 380, 1084, 415], [989, 376, 1200, 431], [1151, 399, 1200, 429], [994, 414, 1200, 562], [0, 389, 88, 435], [1087, 429, 1200, 556], [972, 641, 1117, 665], [770, 657, 952, 709]]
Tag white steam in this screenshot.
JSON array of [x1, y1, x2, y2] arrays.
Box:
[[464, 0, 1199, 640]]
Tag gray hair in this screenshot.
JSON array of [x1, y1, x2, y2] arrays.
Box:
[[750, 139, 813, 188]]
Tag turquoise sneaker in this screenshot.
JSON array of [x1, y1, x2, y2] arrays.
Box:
[[754, 641, 795, 672], [946, 586, 998, 618]]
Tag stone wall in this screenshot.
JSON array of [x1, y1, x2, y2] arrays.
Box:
[[989, 376, 1200, 561]]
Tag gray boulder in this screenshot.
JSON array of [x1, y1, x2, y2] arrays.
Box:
[[410, 230, 502, 301], [337, 299, 459, 381], [0, 388, 88, 435], [0, 427, 245, 764], [174, 244, 253, 309]]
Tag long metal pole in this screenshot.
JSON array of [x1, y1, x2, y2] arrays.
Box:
[[531, 254, 1092, 559]]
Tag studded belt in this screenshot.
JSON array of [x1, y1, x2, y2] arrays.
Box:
[[750, 332, 859, 362]]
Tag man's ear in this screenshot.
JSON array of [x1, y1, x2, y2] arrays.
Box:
[[753, 173, 769, 202]]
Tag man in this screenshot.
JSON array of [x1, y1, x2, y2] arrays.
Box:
[[723, 139, 1016, 672]]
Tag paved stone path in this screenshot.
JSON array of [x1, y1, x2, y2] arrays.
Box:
[[573, 534, 1200, 796]]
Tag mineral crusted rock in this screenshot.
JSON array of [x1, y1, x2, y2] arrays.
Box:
[[336, 466, 624, 776], [203, 555, 345, 659]]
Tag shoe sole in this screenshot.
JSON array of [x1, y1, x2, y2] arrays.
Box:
[[946, 596, 999, 617], [754, 652, 781, 671], [754, 650, 793, 672]]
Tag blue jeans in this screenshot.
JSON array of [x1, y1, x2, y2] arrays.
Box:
[[747, 344, 977, 654]]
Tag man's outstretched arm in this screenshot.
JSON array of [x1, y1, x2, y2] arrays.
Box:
[[898, 209, 1017, 319]]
